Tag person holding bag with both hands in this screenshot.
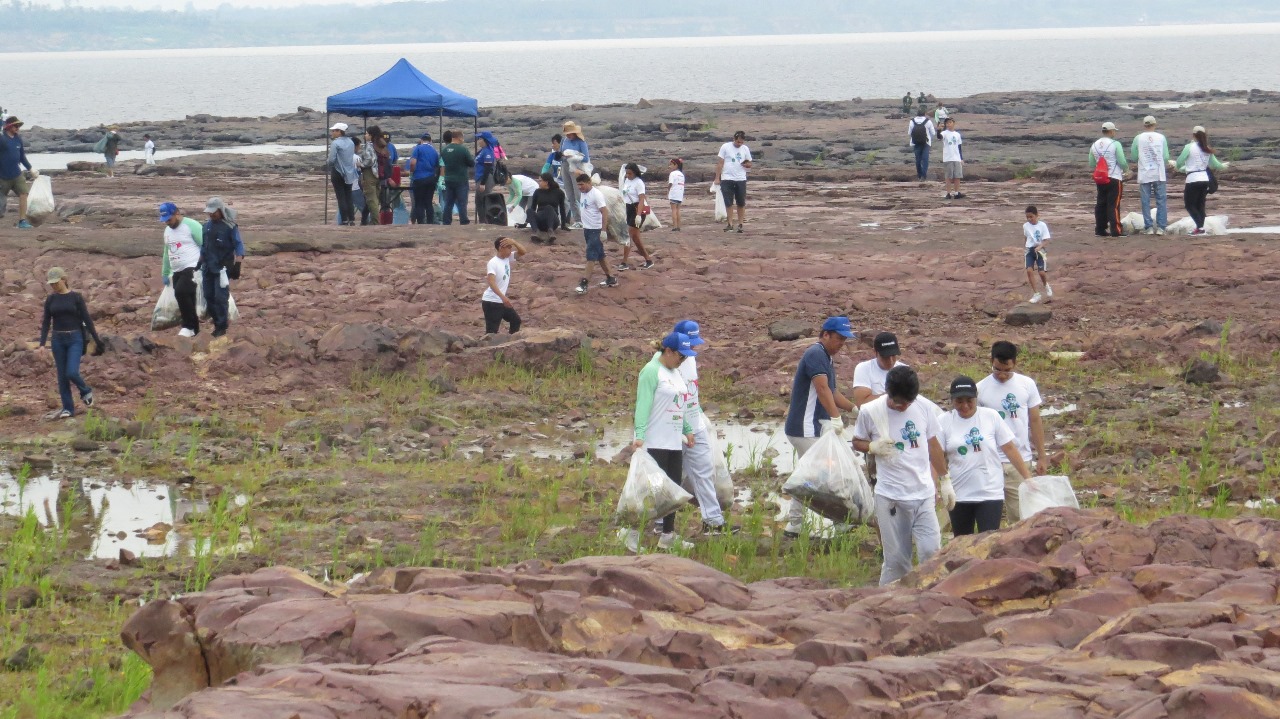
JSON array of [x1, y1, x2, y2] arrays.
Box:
[[38, 267, 102, 420]]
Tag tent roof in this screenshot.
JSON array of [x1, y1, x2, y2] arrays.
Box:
[[326, 58, 478, 118]]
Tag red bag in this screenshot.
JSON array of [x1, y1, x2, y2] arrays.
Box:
[[1092, 157, 1110, 185], [379, 208, 393, 225], [390, 166, 402, 188]]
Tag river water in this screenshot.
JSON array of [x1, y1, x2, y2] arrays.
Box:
[[4, 23, 1280, 129]]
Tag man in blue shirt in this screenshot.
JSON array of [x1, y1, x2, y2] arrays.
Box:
[[560, 121, 589, 228], [408, 132, 440, 225], [782, 316, 856, 538], [0, 116, 35, 229], [327, 122, 358, 225]]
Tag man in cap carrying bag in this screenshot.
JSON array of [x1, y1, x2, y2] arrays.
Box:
[[560, 121, 589, 229], [201, 197, 242, 338]]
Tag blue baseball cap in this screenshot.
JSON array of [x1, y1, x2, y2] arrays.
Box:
[[821, 316, 856, 339], [157, 202, 178, 222], [661, 332, 698, 357], [673, 320, 706, 345]]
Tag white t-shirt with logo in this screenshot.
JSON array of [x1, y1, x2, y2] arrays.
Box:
[[1023, 221, 1051, 249], [621, 176, 646, 204], [1134, 131, 1168, 184], [579, 187, 607, 230], [1091, 137, 1124, 181], [481, 255, 512, 303], [939, 408, 1015, 502], [718, 142, 752, 182], [668, 170, 685, 202], [941, 130, 963, 163], [853, 399, 940, 502], [976, 372, 1043, 464], [164, 218, 202, 274], [852, 358, 906, 396]]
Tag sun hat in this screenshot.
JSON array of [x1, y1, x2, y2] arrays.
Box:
[[673, 320, 706, 345], [1143, 115, 1157, 127], [1101, 121, 1117, 132], [949, 375, 978, 398], [821, 316, 856, 339], [157, 202, 179, 222], [561, 121, 585, 139], [3, 116, 22, 128], [661, 332, 698, 357], [874, 332, 901, 356], [46, 267, 66, 284], [329, 122, 349, 132]]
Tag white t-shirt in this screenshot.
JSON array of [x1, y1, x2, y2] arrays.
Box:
[[1091, 137, 1124, 181], [1023, 221, 1051, 249], [144, 139, 155, 152], [1134, 131, 1168, 184], [718, 142, 752, 182], [940, 130, 963, 163], [976, 372, 1043, 464], [621, 176, 646, 204], [579, 187, 607, 230], [481, 255, 513, 303], [511, 175, 537, 198], [853, 398, 940, 502], [667, 170, 685, 202], [640, 361, 691, 451], [852, 358, 906, 397], [939, 408, 1015, 502], [1183, 144, 1214, 184], [164, 220, 201, 273]]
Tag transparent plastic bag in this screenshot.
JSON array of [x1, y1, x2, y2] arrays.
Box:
[[713, 183, 728, 222], [150, 286, 180, 330], [701, 415, 734, 510], [616, 449, 693, 524], [507, 205, 526, 228], [639, 210, 662, 231], [782, 421, 875, 524], [1018, 475, 1080, 521], [26, 176, 55, 224], [193, 270, 241, 322]]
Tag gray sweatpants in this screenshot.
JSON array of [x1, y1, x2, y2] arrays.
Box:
[[875, 495, 941, 585], [683, 424, 725, 526], [785, 435, 819, 530]]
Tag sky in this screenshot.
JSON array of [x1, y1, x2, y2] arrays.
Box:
[[24, 0, 386, 7]]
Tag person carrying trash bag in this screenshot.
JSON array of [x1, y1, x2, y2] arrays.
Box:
[[782, 418, 874, 527], [158, 202, 203, 337], [200, 197, 240, 338], [853, 365, 950, 585], [622, 331, 698, 553], [670, 319, 736, 536]]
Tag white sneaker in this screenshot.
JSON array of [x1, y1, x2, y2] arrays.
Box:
[[569, 222, 583, 230], [1155, 228, 1165, 236], [1028, 293, 1042, 304], [177, 328, 196, 338], [657, 532, 693, 552], [1044, 283, 1053, 298], [617, 528, 641, 554]]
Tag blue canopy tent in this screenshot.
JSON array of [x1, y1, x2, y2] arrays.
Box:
[[324, 58, 479, 223]]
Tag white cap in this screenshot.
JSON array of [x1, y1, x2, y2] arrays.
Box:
[[329, 122, 348, 132], [1143, 115, 1157, 126], [1101, 121, 1117, 132], [1193, 125, 1206, 134]]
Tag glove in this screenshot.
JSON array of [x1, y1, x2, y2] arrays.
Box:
[[826, 416, 844, 434], [1167, 160, 1177, 169], [162, 275, 170, 287], [868, 438, 898, 457], [218, 268, 229, 289], [939, 476, 957, 511], [1220, 162, 1230, 169]]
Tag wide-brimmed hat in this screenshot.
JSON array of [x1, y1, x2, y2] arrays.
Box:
[[3, 116, 22, 129], [561, 121, 584, 139]]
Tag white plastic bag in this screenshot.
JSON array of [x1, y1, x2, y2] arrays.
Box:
[[151, 286, 180, 330], [193, 270, 241, 322], [782, 421, 874, 524], [713, 183, 728, 222], [638, 211, 662, 231], [616, 449, 693, 524], [26, 176, 55, 224], [1018, 475, 1080, 521], [507, 205, 526, 228], [698, 415, 734, 510], [1120, 211, 1146, 236]]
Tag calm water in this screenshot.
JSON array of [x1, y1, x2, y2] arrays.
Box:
[[4, 23, 1280, 128]]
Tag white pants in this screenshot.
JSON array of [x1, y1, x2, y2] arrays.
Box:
[[683, 424, 724, 526], [784, 435, 819, 530], [145, 149, 155, 165], [875, 495, 941, 586]]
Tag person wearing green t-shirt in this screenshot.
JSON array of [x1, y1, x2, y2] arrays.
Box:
[[439, 130, 473, 225]]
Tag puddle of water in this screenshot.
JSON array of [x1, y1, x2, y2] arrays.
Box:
[[1229, 226, 1280, 235], [1041, 404, 1078, 417], [0, 471, 62, 528], [588, 420, 798, 475], [29, 143, 328, 172], [1245, 499, 1278, 510], [859, 222, 879, 228], [1049, 351, 1085, 362], [1116, 98, 1247, 110]]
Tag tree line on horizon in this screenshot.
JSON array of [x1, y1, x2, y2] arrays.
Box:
[[4, 0, 1278, 51]]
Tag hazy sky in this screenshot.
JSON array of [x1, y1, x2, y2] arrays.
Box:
[[26, 0, 386, 8]]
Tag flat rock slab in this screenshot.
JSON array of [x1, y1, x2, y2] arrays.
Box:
[[1005, 303, 1053, 326]]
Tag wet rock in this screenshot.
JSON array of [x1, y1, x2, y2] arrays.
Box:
[[19, 454, 52, 469], [71, 438, 100, 452], [1005, 303, 1053, 326], [1182, 359, 1220, 385], [636, 98, 654, 109], [119, 548, 138, 567], [768, 319, 813, 342], [3, 586, 40, 610], [3, 644, 42, 672]]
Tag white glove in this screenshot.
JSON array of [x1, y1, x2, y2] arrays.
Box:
[[826, 416, 844, 434], [939, 476, 957, 511], [1166, 160, 1177, 170], [1220, 162, 1230, 169], [868, 438, 897, 457], [709, 182, 719, 192], [218, 267, 229, 288], [29, 168, 39, 177]]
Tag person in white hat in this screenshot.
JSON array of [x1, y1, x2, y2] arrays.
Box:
[[560, 121, 589, 228], [1128, 116, 1173, 235], [327, 123, 357, 225], [1089, 121, 1128, 237], [1175, 125, 1228, 235]]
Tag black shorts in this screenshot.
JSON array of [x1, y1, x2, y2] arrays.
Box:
[[720, 179, 746, 207], [626, 202, 639, 228]]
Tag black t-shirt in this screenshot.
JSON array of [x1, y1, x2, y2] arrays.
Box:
[[40, 291, 99, 346]]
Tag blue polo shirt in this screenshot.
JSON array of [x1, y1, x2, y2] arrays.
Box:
[[0, 132, 31, 180], [475, 145, 495, 182], [785, 342, 837, 439], [410, 143, 440, 181]]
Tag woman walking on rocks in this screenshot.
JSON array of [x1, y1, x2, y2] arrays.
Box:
[[38, 267, 102, 420], [1176, 125, 1228, 236], [618, 163, 655, 271], [937, 376, 1033, 535]]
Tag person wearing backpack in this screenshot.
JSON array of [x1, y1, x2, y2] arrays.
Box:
[[1089, 121, 1129, 237], [907, 113, 936, 182]]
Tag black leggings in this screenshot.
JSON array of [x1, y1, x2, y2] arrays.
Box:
[[949, 500, 1004, 536], [647, 447, 683, 534], [482, 300, 521, 335], [530, 204, 561, 233], [1184, 181, 1210, 230]]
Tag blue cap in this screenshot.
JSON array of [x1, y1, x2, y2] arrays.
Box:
[[673, 320, 706, 345], [158, 202, 178, 222], [661, 332, 698, 357], [821, 316, 856, 338]]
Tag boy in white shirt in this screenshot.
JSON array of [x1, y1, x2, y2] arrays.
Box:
[[482, 236, 527, 334], [940, 118, 964, 199], [573, 173, 616, 294], [1022, 205, 1052, 304]]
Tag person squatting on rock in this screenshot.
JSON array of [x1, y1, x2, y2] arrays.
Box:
[[629, 331, 698, 552], [526, 172, 567, 244], [481, 236, 527, 335], [328, 122, 358, 225], [853, 365, 950, 585], [573, 173, 616, 294], [1021, 205, 1052, 304], [618, 162, 655, 271], [1129, 115, 1173, 235], [669, 319, 735, 535], [938, 375, 1033, 535], [158, 202, 205, 337], [781, 316, 857, 539], [38, 267, 102, 420], [977, 341, 1048, 525], [1176, 125, 1228, 235], [715, 131, 752, 233], [1090, 121, 1128, 237], [201, 197, 243, 338], [0, 115, 36, 229]]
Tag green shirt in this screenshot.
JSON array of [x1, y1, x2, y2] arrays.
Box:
[[440, 143, 474, 185]]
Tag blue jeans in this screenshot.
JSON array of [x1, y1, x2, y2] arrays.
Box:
[[1139, 181, 1167, 230], [51, 332, 90, 414], [913, 144, 931, 180], [202, 269, 229, 331], [441, 180, 470, 225]]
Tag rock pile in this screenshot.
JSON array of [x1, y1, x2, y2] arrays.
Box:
[[118, 509, 1280, 718]]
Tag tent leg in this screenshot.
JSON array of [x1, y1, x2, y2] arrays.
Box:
[[325, 112, 331, 225]]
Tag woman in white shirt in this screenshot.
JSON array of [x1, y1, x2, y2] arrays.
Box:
[[667, 158, 685, 232], [1175, 125, 1228, 236], [939, 376, 1033, 535], [629, 331, 697, 551], [618, 162, 655, 272]]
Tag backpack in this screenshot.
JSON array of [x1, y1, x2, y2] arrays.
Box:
[[910, 119, 929, 146], [492, 158, 510, 185], [1092, 140, 1114, 185]]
